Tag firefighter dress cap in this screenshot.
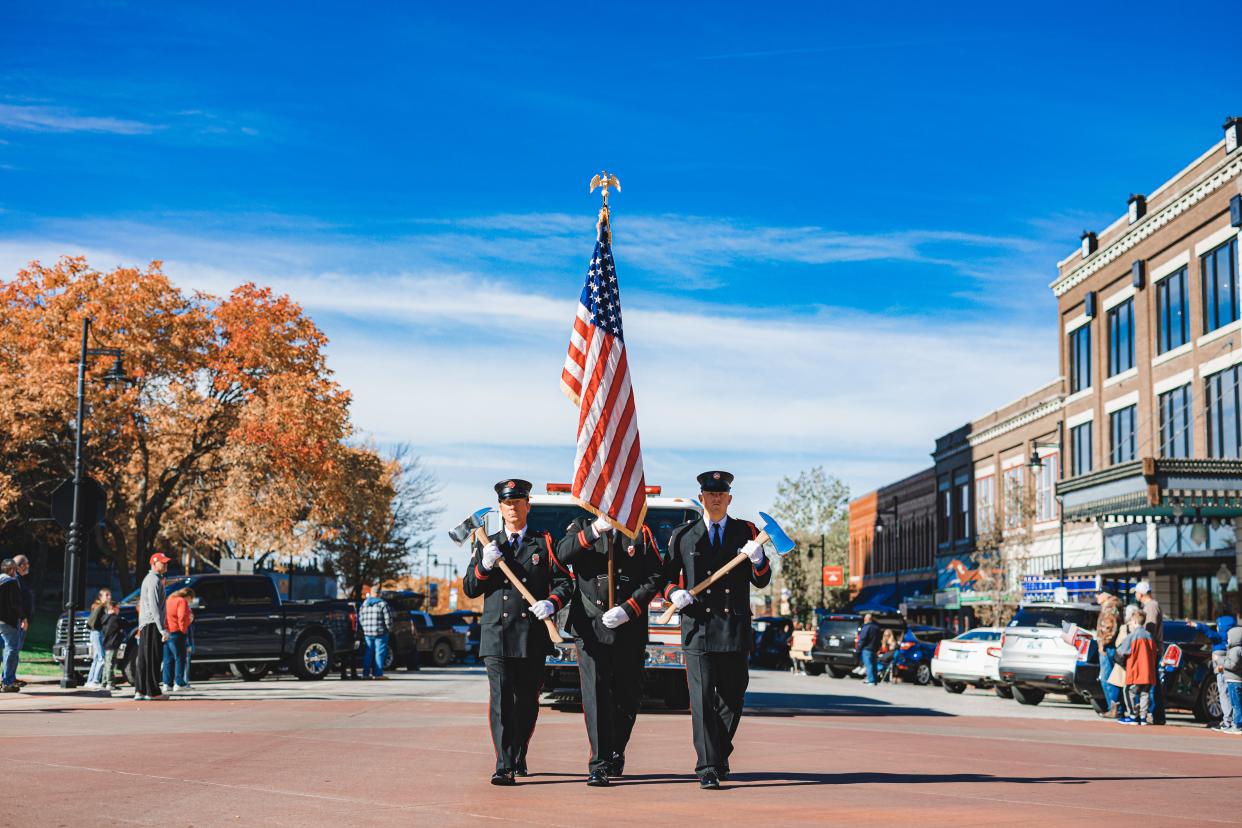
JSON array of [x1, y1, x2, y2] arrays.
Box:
[[494, 479, 533, 501], [697, 470, 734, 493]]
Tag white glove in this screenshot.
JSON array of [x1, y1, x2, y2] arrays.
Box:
[[530, 600, 556, 620], [602, 606, 629, 629], [742, 539, 764, 565], [670, 589, 694, 610], [481, 542, 502, 570], [590, 515, 613, 537]]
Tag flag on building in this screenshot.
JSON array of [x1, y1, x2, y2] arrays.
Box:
[[560, 212, 648, 538]]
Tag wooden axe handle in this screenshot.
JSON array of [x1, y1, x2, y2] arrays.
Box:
[[475, 526, 564, 645], [656, 531, 770, 625]]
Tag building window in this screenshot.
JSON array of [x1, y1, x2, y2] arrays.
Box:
[[1109, 404, 1137, 464], [937, 475, 950, 545], [1071, 422, 1093, 476], [1106, 299, 1134, 377], [1002, 465, 1024, 529], [1156, 267, 1189, 354], [1201, 238, 1239, 334], [1068, 324, 1091, 393], [975, 474, 995, 536], [1159, 384, 1192, 458], [954, 470, 970, 542], [1103, 525, 1147, 563], [1205, 364, 1242, 459], [1034, 452, 1058, 523]]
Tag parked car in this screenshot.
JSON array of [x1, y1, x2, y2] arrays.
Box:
[[807, 612, 904, 678], [930, 627, 1004, 693], [998, 602, 1100, 706], [751, 616, 793, 669], [892, 625, 951, 685], [441, 610, 481, 660], [1161, 620, 1223, 723], [55, 573, 356, 683], [384, 608, 470, 668]]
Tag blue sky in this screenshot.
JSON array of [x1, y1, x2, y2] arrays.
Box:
[[1, 2, 1236, 570]]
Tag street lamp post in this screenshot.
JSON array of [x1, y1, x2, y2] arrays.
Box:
[[1029, 435, 1065, 588], [61, 317, 128, 689]]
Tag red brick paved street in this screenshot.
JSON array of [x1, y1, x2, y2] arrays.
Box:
[[2, 670, 1240, 827]]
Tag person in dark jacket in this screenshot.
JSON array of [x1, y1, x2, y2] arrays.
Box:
[[856, 614, 882, 685], [100, 602, 125, 693], [1193, 612, 1237, 730], [556, 512, 664, 786], [462, 478, 574, 787], [659, 471, 772, 790], [13, 555, 33, 652], [0, 558, 26, 692]]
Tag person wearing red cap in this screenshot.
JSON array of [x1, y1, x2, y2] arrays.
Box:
[[133, 552, 171, 701]]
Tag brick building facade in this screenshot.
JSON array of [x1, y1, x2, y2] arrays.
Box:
[[849, 116, 1242, 624]]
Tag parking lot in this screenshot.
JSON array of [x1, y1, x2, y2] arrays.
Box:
[[4, 665, 1240, 827]]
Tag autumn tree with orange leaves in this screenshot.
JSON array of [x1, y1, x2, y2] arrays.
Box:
[[0, 257, 420, 594]]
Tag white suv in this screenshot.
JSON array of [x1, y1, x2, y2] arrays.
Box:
[[997, 602, 1099, 706]]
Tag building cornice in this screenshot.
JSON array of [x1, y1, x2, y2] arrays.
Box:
[[967, 395, 1065, 449], [1050, 151, 1242, 297]]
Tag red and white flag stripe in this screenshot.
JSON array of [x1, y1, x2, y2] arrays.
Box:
[[560, 244, 648, 538]]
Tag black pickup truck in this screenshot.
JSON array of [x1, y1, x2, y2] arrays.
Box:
[[54, 573, 356, 682]]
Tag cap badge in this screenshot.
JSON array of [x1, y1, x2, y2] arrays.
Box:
[[506, 480, 515, 488], [713, 472, 721, 480]]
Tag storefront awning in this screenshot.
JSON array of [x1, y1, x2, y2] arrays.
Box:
[[850, 583, 897, 613], [1057, 457, 1242, 523]]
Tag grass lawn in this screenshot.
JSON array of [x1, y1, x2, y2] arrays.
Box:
[[19, 609, 65, 676]]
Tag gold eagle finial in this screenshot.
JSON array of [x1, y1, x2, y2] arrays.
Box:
[[589, 171, 621, 206]]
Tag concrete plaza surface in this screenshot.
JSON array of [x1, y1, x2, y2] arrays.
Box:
[[2, 668, 1240, 827]]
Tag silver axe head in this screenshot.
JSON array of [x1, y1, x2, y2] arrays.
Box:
[[448, 507, 492, 546]]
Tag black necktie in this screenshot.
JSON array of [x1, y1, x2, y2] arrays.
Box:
[[509, 533, 520, 550], [711, 524, 721, 548]]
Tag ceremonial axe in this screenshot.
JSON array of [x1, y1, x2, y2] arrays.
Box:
[[655, 511, 796, 625], [448, 507, 564, 644]]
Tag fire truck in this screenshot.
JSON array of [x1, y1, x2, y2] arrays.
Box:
[[522, 483, 700, 709]]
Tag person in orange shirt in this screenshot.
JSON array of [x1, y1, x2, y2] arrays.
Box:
[[1116, 604, 1156, 726], [162, 587, 195, 693]]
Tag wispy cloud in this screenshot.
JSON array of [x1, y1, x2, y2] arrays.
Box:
[[0, 217, 1059, 568], [0, 103, 160, 135]]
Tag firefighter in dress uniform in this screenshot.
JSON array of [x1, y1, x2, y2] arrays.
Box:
[[462, 479, 574, 786], [556, 511, 664, 787], [661, 471, 771, 790]]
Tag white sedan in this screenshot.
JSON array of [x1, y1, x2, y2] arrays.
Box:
[[930, 627, 1004, 694]]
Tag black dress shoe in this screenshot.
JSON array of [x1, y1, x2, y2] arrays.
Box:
[[718, 767, 730, 781], [607, 753, 625, 777], [514, 762, 529, 777], [490, 771, 516, 786], [587, 770, 611, 787], [699, 771, 721, 790]]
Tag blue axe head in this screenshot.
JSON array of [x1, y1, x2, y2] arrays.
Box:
[[757, 512, 796, 555], [448, 507, 493, 545]]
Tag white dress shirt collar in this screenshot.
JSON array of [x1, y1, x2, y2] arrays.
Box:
[[505, 525, 528, 547]]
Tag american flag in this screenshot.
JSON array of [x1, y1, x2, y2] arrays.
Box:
[[560, 230, 648, 538]]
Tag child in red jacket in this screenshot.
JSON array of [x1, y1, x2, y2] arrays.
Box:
[[1117, 604, 1156, 726]]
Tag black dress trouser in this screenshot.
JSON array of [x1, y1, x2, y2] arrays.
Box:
[[684, 650, 749, 776], [484, 654, 545, 773], [134, 623, 164, 697], [576, 637, 645, 773]]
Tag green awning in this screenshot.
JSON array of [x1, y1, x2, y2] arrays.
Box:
[[1057, 458, 1242, 523]]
